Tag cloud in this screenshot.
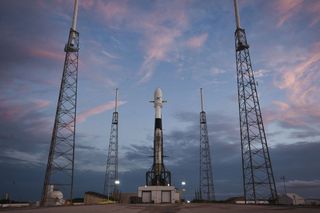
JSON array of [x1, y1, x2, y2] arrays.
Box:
[[275, 0, 303, 27], [77, 100, 127, 123], [87, 0, 189, 83], [307, 1, 320, 27], [102, 50, 119, 59], [0, 99, 50, 123], [286, 180, 320, 188], [96, 0, 129, 26], [0, 149, 44, 166], [0, 99, 53, 169], [209, 67, 226, 76], [33, 99, 51, 109], [272, 100, 289, 111], [1, 109, 320, 201], [79, 40, 121, 88], [79, 0, 95, 10], [28, 48, 64, 62], [264, 43, 320, 130], [137, 2, 189, 83], [274, 0, 320, 27], [185, 33, 208, 49], [119, 111, 320, 199]]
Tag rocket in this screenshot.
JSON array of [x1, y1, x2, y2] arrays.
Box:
[[146, 88, 171, 186], [153, 88, 164, 176]]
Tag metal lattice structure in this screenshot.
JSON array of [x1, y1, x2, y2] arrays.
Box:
[[199, 88, 215, 201], [233, 0, 277, 203], [104, 89, 119, 198], [41, 1, 79, 206]]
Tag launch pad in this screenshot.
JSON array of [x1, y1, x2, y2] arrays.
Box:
[[138, 88, 179, 204]]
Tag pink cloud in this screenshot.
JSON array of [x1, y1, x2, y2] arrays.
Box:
[[85, 0, 190, 83], [138, 28, 183, 83], [137, 2, 189, 83], [79, 0, 95, 10], [275, 0, 303, 27], [0, 99, 51, 122], [28, 48, 64, 62], [95, 0, 129, 26], [272, 100, 289, 111], [77, 100, 126, 123], [269, 43, 320, 127], [0, 99, 52, 136], [1, 104, 24, 121], [307, 1, 320, 27], [276, 43, 320, 105], [274, 0, 320, 28], [186, 33, 208, 49], [33, 100, 51, 109]]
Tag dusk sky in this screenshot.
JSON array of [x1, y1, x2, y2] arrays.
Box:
[[1, 0, 320, 201]]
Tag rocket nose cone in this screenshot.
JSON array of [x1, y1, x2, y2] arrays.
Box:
[[154, 88, 163, 99]]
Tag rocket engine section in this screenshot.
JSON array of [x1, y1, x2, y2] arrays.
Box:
[[146, 88, 171, 186]]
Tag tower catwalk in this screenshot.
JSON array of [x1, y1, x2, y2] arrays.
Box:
[[233, 0, 277, 203], [41, 0, 79, 206], [199, 88, 215, 201], [104, 89, 119, 198]]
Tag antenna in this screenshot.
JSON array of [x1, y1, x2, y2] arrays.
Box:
[[199, 88, 215, 201], [233, 0, 241, 29], [200, 88, 204, 112], [104, 89, 120, 199], [233, 0, 277, 203], [115, 88, 118, 112], [41, 0, 80, 206], [281, 176, 287, 194], [72, 0, 79, 31]]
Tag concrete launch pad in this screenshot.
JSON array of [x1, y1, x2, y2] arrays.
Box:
[[1, 203, 319, 213]]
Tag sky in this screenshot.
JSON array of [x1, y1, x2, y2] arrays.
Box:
[[0, 0, 320, 202]]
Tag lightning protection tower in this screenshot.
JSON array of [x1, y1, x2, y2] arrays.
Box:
[[41, 0, 79, 206], [199, 88, 215, 201], [233, 0, 277, 203], [104, 89, 119, 199]]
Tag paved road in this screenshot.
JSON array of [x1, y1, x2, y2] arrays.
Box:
[[1, 204, 319, 213]]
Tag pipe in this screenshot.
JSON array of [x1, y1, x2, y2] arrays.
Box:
[[233, 0, 241, 29], [72, 0, 78, 31]]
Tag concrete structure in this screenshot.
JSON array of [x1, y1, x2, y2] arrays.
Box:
[[119, 193, 137, 204], [278, 193, 305, 205], [84, 192, 107, 204], [138, 186, 179, 204], [2, 203, 320, 213], [305, 199, 320, 205]]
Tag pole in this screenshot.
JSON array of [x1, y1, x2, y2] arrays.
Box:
[[72, 0, 78, 31], [281, 176, 287, 194], [200, 88, 204, 112], [233, 0, 241, 29]]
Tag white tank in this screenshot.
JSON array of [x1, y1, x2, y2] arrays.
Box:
[[48, 189, 65, 206]]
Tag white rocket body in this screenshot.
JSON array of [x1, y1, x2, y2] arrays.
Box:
[[154, 88, 163, 119], [153, 88, 164, 175]]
